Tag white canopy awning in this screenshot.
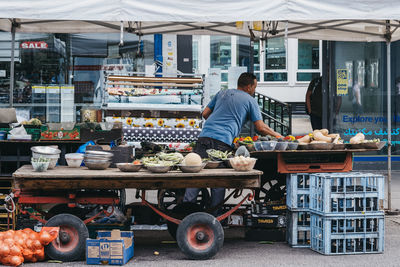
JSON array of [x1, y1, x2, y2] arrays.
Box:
[[0, 0, 399, 42]]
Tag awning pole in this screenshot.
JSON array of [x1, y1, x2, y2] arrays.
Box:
[[9, 21, 15, 107], [386, 20, 392, 211]]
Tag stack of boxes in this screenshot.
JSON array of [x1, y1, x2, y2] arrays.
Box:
[[286, 173, 312, 247], [287, 172, 385, 255], [309, 172, 385, 255]]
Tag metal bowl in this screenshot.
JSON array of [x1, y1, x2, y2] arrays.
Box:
[[204, 161, 222, 169], [116, 163, 142, 172], [31, 146, 61, 155], [84, 160, 111, 170], [85, 151, 113, 158], [146, 165, 172, 173], [178, 164, 205, 173]]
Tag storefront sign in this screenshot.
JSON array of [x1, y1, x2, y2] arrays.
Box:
[[208, 68, 221, 97], [336, 69, 348, 96], [20, 41, 48, 49]]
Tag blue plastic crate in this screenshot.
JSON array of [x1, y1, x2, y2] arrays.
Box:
[[310, 213, 384, 255], [286, 173, 311, 210], [286, 211, 310, 247], [310, 172, 384, 215]]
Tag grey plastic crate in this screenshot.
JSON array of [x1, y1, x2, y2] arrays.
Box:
[[286, 173, 311, 210], [310, 172, 384, 215], [287, 210, 310, 247], [310, 213, 384, 255]]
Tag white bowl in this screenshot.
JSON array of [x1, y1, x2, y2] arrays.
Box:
[[229, 157, 257, 171], [65, 153, 84, 168]]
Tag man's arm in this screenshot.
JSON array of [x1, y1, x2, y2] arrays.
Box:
[[202, 107, 212, 120], [305, 89, 312, 114], [254, 120, 281, 138]]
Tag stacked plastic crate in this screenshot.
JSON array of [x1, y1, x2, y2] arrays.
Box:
[[309, 172, 385, 255], [286, 173, 312, 247]]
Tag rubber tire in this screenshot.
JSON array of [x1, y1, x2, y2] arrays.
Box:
[[167, 203, 203, 240], [176, 212, 224, 260], [44, 213, 89, 261]]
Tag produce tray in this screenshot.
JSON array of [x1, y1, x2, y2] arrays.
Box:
[[345, 141, 385, 150]]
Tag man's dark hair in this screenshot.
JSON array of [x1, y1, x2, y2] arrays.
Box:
[[237, 72, 257, 88]]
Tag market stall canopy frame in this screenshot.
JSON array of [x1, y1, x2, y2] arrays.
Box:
[[0, 0, 400, 42]]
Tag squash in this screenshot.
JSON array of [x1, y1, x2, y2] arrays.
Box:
[[350, 133, 365, 144], [332, 135, 340, 144], [320, 129, 329, 136], [297, 135, 311, 143], [313, 131, 333, 143], [327, 133, 339, 139]]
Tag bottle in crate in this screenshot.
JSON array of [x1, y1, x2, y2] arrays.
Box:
[[310, 213, 384, 255], [286, 210, 311, 247], [286, 173, 311, 210], [310, 172, 384, 215]]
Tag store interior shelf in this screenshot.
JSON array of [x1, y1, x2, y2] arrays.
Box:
[[104, 103, 202, 112]]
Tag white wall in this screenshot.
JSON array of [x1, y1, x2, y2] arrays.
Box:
[[257, 84, 308, 103]]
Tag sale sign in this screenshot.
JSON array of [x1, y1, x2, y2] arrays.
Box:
[[20, 41, 48, 49]]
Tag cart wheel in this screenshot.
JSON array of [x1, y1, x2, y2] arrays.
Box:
[[255, 175, 286, 203], [167, 203, 203, 240], [176, 212, 224, 260], [158, 188, 211, 211], [44, 213, 88, 261]]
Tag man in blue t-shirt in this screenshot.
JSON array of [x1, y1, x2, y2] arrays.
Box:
[[184, 72, 281, 214]]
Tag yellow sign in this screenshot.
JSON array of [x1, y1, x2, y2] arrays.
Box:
[[337, 69, 348, 96], [258, 219, 273, 224]]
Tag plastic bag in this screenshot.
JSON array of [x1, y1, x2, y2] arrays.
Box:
[[0, 227, 59, 266], [235, 145, 250, 157]]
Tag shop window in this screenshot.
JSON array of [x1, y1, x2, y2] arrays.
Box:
[[297, 72, 321, 82], [265, 37, 286, 70], [237, 37, 260, 81], [264, 37, 287, 82], [264, 72, 287, 82], [210, 36, 231, 70], [297, 39, 320, 82]]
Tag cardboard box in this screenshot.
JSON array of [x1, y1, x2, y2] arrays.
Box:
[[86, 230, 134, 265]]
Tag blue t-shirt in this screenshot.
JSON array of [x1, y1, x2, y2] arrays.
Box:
[[199, 89, 262, 146]]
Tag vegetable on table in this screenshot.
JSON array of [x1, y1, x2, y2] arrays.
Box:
[[206, 149, 233, 160], [350, 132, 365, 144], [182, 153, 202, 166]]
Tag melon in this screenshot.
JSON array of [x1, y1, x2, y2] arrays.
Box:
[[182, 153, 202, 166]]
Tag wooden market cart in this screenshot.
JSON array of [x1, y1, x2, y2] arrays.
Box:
[[12, 166, 261, 260]]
